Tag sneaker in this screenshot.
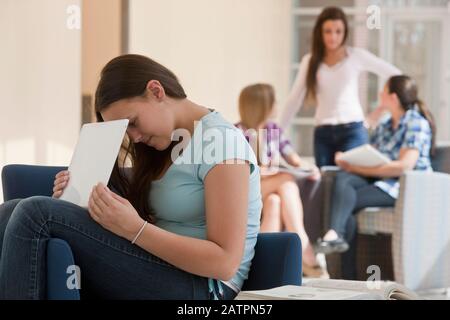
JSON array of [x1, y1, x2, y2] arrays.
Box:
[[314, 237, 349, 254]]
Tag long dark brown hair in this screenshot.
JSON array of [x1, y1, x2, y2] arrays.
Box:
[[95, 54, 187, 223], [306, 7, 348, 99], [387, 75, 436, 156]]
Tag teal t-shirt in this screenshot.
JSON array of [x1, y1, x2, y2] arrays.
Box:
[[149, 110, 262, 293]]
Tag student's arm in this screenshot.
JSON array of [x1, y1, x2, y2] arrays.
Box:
[[279, 54, 310, 129], [277, 123, 320, 178], [355, 48, 402, 81], [277, 123, 301, 167], [89, 162, 250, 281], [356, 48, 401, 129], [365, 105, 389, 130], [336, 148, 419, 178]]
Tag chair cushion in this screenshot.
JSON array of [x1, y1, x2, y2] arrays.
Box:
[[357, 207, 395, 235], [431, 145, 450, 174]]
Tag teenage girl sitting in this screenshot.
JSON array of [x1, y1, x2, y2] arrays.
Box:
[[236, 83, 327, 278]]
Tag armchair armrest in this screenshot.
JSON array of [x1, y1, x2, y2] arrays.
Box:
[[242, 233, 302, 291], [47, 239, 80, 300]]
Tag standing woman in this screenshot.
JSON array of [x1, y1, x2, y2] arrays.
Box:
[[280, 6, 402, 167]]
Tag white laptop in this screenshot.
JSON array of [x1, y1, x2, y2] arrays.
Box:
[[337, 144, 391, 167], [60, 119, 129, 207]]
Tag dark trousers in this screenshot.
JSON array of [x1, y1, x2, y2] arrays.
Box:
[[314, 121, 369, 168], [329, 171, 395, 279], [0, 197, 236, 299]]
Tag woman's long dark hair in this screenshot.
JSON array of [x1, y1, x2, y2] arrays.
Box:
[[95, 54, 187, 223], [306, 7, 348, 99], [388, 75, 436, 156]]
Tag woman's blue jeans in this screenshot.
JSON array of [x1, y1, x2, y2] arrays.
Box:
[[0, 196, 236, 300], [328, 171, 395, 280], [314, 121, 369, 167]]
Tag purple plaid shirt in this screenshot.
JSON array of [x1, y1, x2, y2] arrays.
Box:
[[235, 121, 294, 164]]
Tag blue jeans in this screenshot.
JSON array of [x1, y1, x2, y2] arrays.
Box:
[[328, 172, 395, 280], [314, 121, 369, 167], [329, 171, 395, 240], [0, 196, 236, 300]]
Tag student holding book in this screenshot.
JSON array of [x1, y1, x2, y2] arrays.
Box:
[[235, 83, 326, 278], [315, 75, 435, 268], [0, 54, 262, 299], [280, 6, 402, 167]]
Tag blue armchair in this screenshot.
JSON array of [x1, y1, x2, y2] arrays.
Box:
[[1, 164, 302, 299]]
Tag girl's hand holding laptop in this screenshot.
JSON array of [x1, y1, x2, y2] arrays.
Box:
[[87, 183, 145, 242], [49, 120, 146, 240], [335, 151, 352, 172], [52, 170, 145, 241], [52, 170, 70, 199]]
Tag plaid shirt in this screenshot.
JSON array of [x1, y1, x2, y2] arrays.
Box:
[[235, 121, 294, 165], [370, 108, 433, 199]]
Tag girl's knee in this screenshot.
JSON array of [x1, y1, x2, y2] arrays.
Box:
[[335, 171, 354, 186], [11, 196, 52, 221], [278, 172, 295, 182], [278, 179, 299, 193], [262, 195, 281, 222], [265, 193, 281, 207], [5, 196, 58, 237]]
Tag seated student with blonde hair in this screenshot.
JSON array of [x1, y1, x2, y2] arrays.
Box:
[[235, 83, 327, 278]]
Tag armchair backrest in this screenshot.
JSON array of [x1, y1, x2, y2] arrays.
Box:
[[431, 145, 450, 174], [2, 165, 67, 201]]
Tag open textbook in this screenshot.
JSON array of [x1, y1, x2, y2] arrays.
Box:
[[277, 165, 314, 179], [262, 158, 315, 179], [235, 279, 420, 300]]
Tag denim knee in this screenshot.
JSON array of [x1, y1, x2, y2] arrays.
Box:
[[334, 171, 353, 187], [6, 196, 53, 234]]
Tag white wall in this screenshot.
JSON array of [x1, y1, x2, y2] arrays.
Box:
[[129, 0, 292, 123], [0, 0, 82, 202]]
